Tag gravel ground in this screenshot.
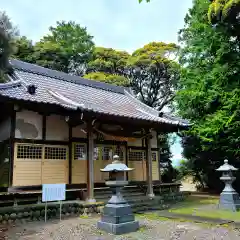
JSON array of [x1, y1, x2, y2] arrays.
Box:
[[3, 215, 240, 240]]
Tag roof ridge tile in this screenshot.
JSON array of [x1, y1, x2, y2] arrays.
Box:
[[0, 80, 22, 90]]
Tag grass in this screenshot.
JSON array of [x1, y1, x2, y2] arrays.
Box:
[[168, 195, 240, 221], [137, 211, 217, 228], [137, 213, 169, 221]]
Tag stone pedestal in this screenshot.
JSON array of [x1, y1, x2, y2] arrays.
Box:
[[97, 185, 139, 235], [219, 191, 240, 211]]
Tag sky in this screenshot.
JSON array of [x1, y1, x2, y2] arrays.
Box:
[[1, 0, 193, 165]]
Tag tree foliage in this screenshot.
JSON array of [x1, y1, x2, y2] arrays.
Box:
[[13, 21, 94, 75], [84, 47, 130, 86], [86, 47, 129, 75], [176, 0, 240, 191], [12, 36, 34, 63], [41, 21, 94, 74], [208, 0, 240, 24], [127, 42, 180, 111], [0, 11, 18, 82], [158, 134, 172, 168], [86, 43, 180, 111], [208, 0, 240, 41], [84, 72, 129, 86]]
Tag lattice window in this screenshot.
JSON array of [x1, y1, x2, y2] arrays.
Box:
[[129, 150, 144, 161], [16, 145, 42, 159], [102, 146, 113, 161], [114, 146, 125, 161], [143, 151, 146, 160], [44, 146, 67, 160], [94, 146, 101, 160], [152, 152, 157, 161], [74, 144, 86, 160]]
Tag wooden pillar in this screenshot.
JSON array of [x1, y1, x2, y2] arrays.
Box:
[[157, 131, 162, 182], [141, 132, 145, 181], [9, 108, 16, 187], [87, 121, 95, 202], [125, 142, 128, 181], [68, 124, 72, 184], [145, 132, 155, 198]]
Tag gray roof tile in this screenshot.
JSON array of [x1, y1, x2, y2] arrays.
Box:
[[0, 59, 190, 127]]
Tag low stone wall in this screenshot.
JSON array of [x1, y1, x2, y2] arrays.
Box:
[[158, 183, 181, 194], [0, 201, 104, 225], [160, 191, 189, 204], [0, 191, 189, 225]]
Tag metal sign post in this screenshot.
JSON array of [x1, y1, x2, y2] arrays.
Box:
[[59, 200, 62, 221], [45, 201, 47, 222], [42, 184, 66, 222]]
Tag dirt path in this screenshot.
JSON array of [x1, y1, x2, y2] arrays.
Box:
[[3, 215, 240, 240], [180, 176, 197, 192]]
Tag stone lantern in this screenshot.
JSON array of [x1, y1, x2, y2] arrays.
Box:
[[97, 155, 139, 235], [216, 159, 240, 211]]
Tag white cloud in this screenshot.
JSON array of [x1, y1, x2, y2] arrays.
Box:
[[1, 0, 192, 52]]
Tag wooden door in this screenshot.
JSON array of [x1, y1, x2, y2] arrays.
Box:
[[101, 146, 113, 182], [94, 145, 103, 182], [128, 150, 145, 181], [72, 143, 87, 184], [13, 143, 42, 186], [42, 145, 69, 184]]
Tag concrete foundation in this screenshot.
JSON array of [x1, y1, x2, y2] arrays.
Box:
[[97, 220, 139, 235]]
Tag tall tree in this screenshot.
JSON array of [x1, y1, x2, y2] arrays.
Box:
[[84, 47, 130, 86], [33, 21, 94, 74], [0, 11, 18, 82], [177, 0, 240, 191], [127, 42, 180, 111], [86, 47, 130, 75], [12, 36, 35, 63]]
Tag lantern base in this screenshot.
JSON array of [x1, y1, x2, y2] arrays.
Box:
[[97, 192, 139, 235], [219, 191, 240, 211], [98, 203, 139, 235], [97, 220, 139, 235]]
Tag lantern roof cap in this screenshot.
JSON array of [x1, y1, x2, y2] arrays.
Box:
[[100, 155, 133, 172], [216, 159, 238, 171]]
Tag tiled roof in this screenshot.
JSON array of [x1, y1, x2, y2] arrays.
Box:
[[0, 59, 189, 127]]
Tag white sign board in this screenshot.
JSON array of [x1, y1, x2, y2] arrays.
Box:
[[42, 184, 66, 202]]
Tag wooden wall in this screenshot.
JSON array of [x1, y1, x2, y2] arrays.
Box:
[[46, 115, 69, 141], [12, 109, 161, 186], [15, 111, 42, 139]]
